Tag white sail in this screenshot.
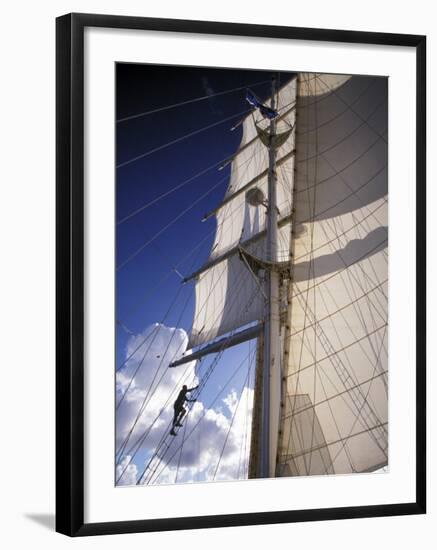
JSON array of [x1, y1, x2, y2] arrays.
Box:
[[277, 73, 388, 475], [189, 79, 297, 348]]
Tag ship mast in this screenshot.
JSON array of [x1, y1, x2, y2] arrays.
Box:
[[259, 76, 282, 478]]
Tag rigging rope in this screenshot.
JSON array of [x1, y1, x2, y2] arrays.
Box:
[[116, 174, 229, 271], [118, 107, 266, 226], [116, 143, 261, 271], [116, 325, 159, 373], [174, 409, 189, 484], [115, 225, 211, 373], [135, 285, 260, 486], [118, 156, 227, 225], [213, 367, 250, 480], [286, 289, 388, 463], [142, 343, 257, 486], [117, 72, 389, 480], [133, 267, 251, 464], [115, 288, 193, 460], [115, 360, 197, 483], [327, 326, 388, 470], [136, 353, 218, 485], [315, 74, 388, 144], [117, 107, 252, 169], [118, 228, 212, 320], [116, 248, 252, 472], [237, 352, 252, 480], [278, 73, 389, 474], [116, 230, 214, 380], [116, 284, 190, 410], [117, 79, 271, 123]]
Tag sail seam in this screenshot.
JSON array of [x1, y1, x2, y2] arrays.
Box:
[[282, 369, 388, 421], [281, 421, 388, 460], [315, 74, 388, 144], [286, 323, 387, 379]]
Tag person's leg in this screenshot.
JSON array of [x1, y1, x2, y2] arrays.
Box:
[[176, 407, 186, 426], [172, 407, 179, 427], [170, 407, 179, 435]]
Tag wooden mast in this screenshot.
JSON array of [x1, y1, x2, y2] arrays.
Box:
[[258, 76, 282, 478]]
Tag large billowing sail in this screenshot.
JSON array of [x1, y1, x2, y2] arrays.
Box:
[[277, 73, 388, 476], [187, 71, 388, 477], [189, 79, 297, 348]]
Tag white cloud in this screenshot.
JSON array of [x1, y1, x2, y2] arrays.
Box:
[[115, 323, 254, 486], [115, 455, 138, 486], [116, 324, 196, 456], [223, 389, 238, 415]]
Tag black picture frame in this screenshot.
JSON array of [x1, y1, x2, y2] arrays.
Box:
[[56, 12, 426, 537]]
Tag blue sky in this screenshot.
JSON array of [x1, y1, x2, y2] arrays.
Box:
[[115, 64, 293, 484]]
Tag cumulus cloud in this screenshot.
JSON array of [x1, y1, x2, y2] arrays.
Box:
[[116, 324, 196, 454], [116, 455, 138, 486], [115, 323, 253, 486]]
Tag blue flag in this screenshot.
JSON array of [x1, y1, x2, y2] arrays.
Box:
[[245, 89, 278, 120], [246, 89, 261, 108]]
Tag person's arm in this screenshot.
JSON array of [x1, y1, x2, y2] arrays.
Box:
[[184, 386, 198, 402]]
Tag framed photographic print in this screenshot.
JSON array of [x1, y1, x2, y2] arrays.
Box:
[[56, 13, 426, 536]]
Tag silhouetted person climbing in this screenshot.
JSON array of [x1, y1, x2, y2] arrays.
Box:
[[170, 384, 198, 436]]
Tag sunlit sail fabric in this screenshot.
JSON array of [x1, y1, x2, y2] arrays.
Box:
[[277, 73, 388, 475], [189, 79, 297, 348]]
